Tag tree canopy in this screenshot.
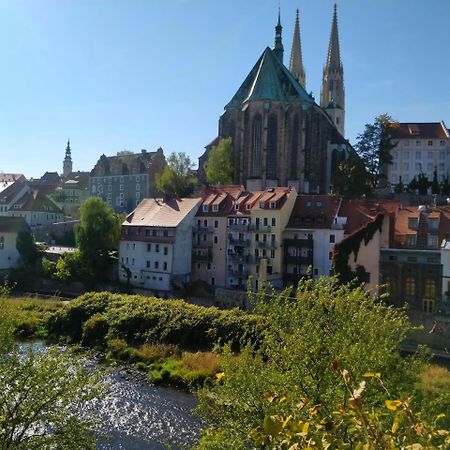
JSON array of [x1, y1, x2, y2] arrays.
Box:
[[355, 113, 399, 188], [16, 230, 38, 267], [195, 278, 448, 448], [205, 137, 234, 185], [155, 152, 196, 197], [0, 310, 104, 449]]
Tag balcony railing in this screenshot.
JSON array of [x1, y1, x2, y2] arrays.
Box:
[[193, 225, 214, 233], [256, 240, 278, 249], [228, 253, 250, 263], [193, 241, 213, 248], [249, 224, 272, 232], [229, 268, 249, 277], [228, 223, 249, 231], [284, 254, 313, 264], [229, 238, 250, 246], [192, 251, 212, 262]]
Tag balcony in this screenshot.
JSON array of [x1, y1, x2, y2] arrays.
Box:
[[193, 225, 214, 233], [256, 240, 278, 249], [250, 224, 272, 232], [193, 241, 213, 249], [284, 238, 313, 247], [284, 254, 313, 264], [229, 238, 250, 246], [228, 223, 249, 232], [192, 250, 212, 262], [228, 253, 250, 263], [229, 268, 249, 277]]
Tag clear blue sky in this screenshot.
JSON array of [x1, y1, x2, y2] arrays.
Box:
[[0, 0, 449, 179]]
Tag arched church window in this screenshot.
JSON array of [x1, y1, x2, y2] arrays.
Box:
[[251, 114, 262, 176], [267, 114, 277, 179], [290, 114, 299, 179]]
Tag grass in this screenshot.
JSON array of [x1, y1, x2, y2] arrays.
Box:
[[0, 296, 65, 339], [417, 364, 450, 395]]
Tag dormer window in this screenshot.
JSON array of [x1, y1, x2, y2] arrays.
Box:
[[246, 203, 251, 211], [202, 205, 209, 213], [269, 202, 276, 209], [234, 204, 239, 210], [259, 201, 265, 209], [316, 201, 323, 207], [306, 201, 312, 207], [212, 205, 219, 212]]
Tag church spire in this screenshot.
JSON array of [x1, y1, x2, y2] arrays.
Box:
[[326, 3, 341, 69], [320, 3, 345, 136], [289, 8, 306, 87], [273, 7, 284, 63]]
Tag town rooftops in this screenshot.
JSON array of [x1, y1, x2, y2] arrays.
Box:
[[124, 197, 201, 228], [390, 122, 449, 140], [14, 190, 63, 213]]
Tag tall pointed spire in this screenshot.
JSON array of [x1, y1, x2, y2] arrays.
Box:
[[63, 139, 73, 177], [289, 9, 306, 87], [326, 3, 341, 69], [320, 3, 345, 136], [273, 7, 284, 63]]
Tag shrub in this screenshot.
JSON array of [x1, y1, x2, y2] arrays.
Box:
[[82, 313, 109, 347]]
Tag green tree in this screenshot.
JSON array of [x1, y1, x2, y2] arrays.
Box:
[[417, 172, 430, 195], [16, 230, 38, 267], [355, 113, 399, 188], [431, 168, 440, 194], [394, 175, 404, 193], [196, 278, 425, 448], [205, 137, 234, 185], [75, 197, 121, 278], [0, 312, 104, 449], [441, 174, 450, 195], [332, 157, 372, 197], [155, 152, 196, 197]]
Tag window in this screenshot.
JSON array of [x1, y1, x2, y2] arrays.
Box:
[[214, 220, 218, 228], [154, 261, 159, 269], [155, 244, 160, 253], [415, 163, 421, 170], [119, 193, 124, 199], [263, 218, 268, 226], [203, 219, 208, 227], [163, 246, 168, 255], [408, 218, 418, 229], [269, 202, 276, 209], [163, 262, 167, 271], [440, 151, 446, 160], [424, 279, 436, 299], [234, 204, 239, 210], [328, 251, 332, 260], [163, 229, 168, 237], [439, 140, 445, 147], [404, 277, 415, 296], [136, 183, 140, 190], [406, 234, 416, 246], [146, 260, 150, 268], [427, 151, 433, 159], [202, 205, 209, 213], [270, 249, 275, 258], [427, 234, 438, 248], [214, 236, 218, 244], [415, 140, 421, 146], [131, 258, 135, 266], [255, 233, 259, 242], [259, 201, 265, 209], [423, 299, 434, 313], [0, 236, 3, 250], [329, 234, 335, 243], [246, 203, 251, 211], [316, 201, 323, 207], [428, 140, 433, 146], [212, 205, 218, 212], [211, 277, 215, 286], [120, 184, 124, 191], [306, 201, 312, 207]]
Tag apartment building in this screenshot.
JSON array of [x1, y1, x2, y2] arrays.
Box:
[[118, 197, 201, 291], [388, 122, 450, 187]]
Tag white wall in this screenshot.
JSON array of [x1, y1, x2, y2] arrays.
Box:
[[0, 232, 20, 269]]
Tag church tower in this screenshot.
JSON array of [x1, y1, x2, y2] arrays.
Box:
[[320, 4, 345, 137], [63, 139, 72, 177], [272, 9, 284, 63], [289, 9, 306, 88]]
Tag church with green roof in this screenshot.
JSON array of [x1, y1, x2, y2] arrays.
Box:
[[203, 5, 350, 194]]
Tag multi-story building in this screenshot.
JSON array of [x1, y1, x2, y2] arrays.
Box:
[[380, 205, 447, 313], [282, 195, 345, 286], [90, 148, 166, 213], [388, 122, 450, 187], [52, 171, 89, 219], [0, 217, 30, 270], [246, 187, 297, 290], [118, 197, 201, 291], [191, 186, 243, 288]]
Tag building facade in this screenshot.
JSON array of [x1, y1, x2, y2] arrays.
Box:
[[119, 197, 201, 291], [0, 217, 30, 270], [90, 148, 166, 213]]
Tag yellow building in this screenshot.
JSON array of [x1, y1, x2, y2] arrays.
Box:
[[246, 187, 297, 290]]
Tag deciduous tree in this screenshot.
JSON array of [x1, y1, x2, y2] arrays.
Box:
[[155, 152, 196, 197], [205, 138, 234, 185]]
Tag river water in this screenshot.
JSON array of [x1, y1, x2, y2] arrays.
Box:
[[19, 342, 202, 449]]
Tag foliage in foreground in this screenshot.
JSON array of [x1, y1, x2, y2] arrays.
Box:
[[195, 277, 440, 449], [0, 309, 104, 449]]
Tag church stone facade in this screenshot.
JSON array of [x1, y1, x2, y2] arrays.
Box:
[[203, 5, 349, 194]]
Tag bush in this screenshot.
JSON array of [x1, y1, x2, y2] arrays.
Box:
[[82, 313, 109, 347]]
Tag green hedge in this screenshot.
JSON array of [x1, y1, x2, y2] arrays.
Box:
[[46, 292, 266, 351]]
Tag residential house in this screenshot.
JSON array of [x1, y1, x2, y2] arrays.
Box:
[[118, 197, 201, 291], [0, 174, 30, 215]]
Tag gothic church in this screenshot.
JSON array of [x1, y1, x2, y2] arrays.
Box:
[[205, 5, 349, 194]]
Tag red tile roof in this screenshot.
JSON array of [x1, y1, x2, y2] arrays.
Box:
[[390, 122, 449, 140]]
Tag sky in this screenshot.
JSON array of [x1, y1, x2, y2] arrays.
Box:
[[0, 0, 449, 179]]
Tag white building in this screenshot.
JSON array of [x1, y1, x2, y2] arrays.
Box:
[[388, 122, 450, 187], [119, 197, 201, 291], [0, 217, 30, 269], [0, 174, 29, 215]]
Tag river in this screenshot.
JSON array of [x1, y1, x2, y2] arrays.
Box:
[[20, 342, 202, 449]]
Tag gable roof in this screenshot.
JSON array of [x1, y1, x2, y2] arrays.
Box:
[[15, 190, 63, 214], [225, 47, 314, 108], [124, 197, 201, 228], [390, 122, 449, 140]]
